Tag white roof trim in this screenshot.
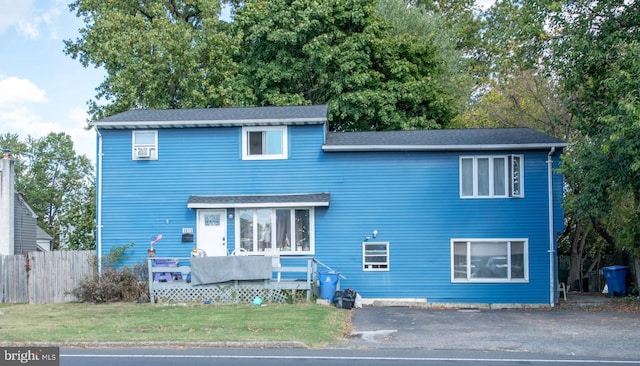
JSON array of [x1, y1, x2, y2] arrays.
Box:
[[188, 201, 329, 209], [322, 143, 568, 152], [92, 118, 327, 128]]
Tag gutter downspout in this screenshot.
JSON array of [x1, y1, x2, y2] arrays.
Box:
[[95, 127, 103, 274], [547, 147, 556, 307]]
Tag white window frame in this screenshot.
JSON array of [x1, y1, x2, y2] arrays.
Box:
[[450, 239, 529, 283], [509, 155, 523, 197], [363, 242, 390, 271], [460, 155, 523, 198], [132, 130, 158, 160], [235, 207, 314, 255], [241, 126, 288, 160]]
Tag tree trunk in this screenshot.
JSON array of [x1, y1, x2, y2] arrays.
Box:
[[570, 219, 590, 291]]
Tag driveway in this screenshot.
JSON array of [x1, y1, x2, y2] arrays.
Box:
[[338, 300, 640, 360]]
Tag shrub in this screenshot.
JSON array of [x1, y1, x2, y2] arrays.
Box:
[[72, 244, 149, 303], [73, 266, 148, 303]]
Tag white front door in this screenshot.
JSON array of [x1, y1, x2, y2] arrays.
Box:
[[197, 209, 227, 256]]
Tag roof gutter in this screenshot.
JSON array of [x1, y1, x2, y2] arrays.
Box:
[[91, 118, 327, 129], [322, 143, 568, 152]]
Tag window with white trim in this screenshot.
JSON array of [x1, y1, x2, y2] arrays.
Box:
[[242, 126, 288, 160], [363, 242, 389, 271], [236, 208, 312, 254], [132, 130, 158, 160], [460, 155, 523, 198], [451, 239, 528, 282]]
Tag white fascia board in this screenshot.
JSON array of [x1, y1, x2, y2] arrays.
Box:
[[322, 143, 568, 152], [92, 118, 326, 129], [188, 201, 329, 209]]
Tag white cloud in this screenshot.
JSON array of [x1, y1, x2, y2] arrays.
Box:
[[0, 76, 47, 106], [17, 20, 40, 39], [0, 104, 95, 161], [0, 0, 64, 40], [0, 106, 60, 138], [0, 0, 33, 31]]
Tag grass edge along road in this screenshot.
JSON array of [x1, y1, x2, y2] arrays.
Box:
[[0, 302, 352, 348]]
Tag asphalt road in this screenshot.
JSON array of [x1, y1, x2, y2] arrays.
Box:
[[59, 348, 640, 366]]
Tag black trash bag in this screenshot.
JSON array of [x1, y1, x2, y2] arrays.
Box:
[[333, 290, 343, 308], [340, 288, 357, 309], [333, 288, 358, 309]]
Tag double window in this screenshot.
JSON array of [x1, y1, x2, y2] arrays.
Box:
[[237, 208, 312, 254], [451, 239, 528, 282], [242, 126, 288, 160], [132, 130, 158, 160], [460, 155, 523, 198]]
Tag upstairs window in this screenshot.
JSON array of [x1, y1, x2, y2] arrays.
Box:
[[460, 155, 523, 198], [242, 126, 287, 160], [132, 130, 158, 160]]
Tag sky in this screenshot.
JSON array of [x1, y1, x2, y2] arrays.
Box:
[[0, 0, 103, 161], [0, 0, 496, 163]]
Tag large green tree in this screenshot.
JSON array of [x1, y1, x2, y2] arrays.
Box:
[[65, 0, 247, 120], [0, 133, 95, 250], [552, 0, 640, 268], [233, 0, 464, 131], [549, 1, 640, 288]]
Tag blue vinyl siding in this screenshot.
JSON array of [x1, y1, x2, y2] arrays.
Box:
[[97, 123, 564, 305]]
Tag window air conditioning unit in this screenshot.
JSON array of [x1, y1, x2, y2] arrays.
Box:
[[136, 147, 151, 158]]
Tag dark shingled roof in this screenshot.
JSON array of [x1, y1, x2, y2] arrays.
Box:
[[323, 128, 566, 151], [187, 193, 330, 208], [91, 105, 328, 129]]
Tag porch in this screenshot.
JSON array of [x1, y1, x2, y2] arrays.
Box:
[[147, 256, 329, 304]]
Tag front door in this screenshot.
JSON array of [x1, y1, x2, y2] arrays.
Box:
[[197, 209, 227, 256]]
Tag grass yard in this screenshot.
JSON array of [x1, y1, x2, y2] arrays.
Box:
[[0, 302, 352, 348]]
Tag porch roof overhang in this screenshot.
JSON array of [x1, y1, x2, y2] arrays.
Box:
[[187, 193, 330, 209]]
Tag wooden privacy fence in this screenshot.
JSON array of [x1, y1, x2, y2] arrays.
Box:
[[0, 251, 94, 304]]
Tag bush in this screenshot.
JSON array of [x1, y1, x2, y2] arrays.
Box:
[[73, 266, 148, 303]]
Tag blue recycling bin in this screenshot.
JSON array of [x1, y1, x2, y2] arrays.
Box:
[[602, 265, 628, 297], [319, 270, 340, 302]]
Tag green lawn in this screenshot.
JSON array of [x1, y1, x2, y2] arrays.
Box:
[[0, 302, 352, 348]]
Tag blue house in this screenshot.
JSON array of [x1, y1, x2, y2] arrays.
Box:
[[90, 105, 567, 306]]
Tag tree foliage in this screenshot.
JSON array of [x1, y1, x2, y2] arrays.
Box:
[[552, 0, 640, 255], [0, 133, 95, 250], [233, 0, 464, 131], [454, 68, 572, 138], [66, 0, 467, 131], [64, 0, 248, 120]]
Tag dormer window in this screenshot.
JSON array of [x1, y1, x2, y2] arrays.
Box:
[[242, 126, 287, 160], [132, 131, 158, 160]]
